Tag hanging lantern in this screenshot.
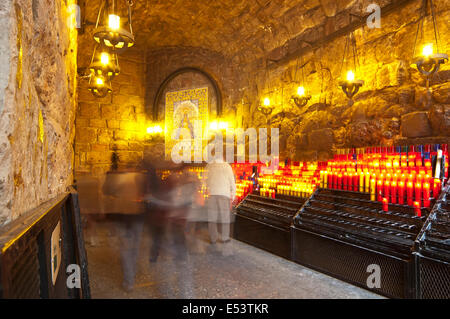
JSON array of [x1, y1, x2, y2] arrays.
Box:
[[339, 70, 364, 99], [258, 97, 274, 116], [88, 47, 120, 79], [93, 0, 135, 54], [291, 58, 311, 108], [412, 0, 448, 80], [338, 30, 364, 103], [88, 75, 112, 98]]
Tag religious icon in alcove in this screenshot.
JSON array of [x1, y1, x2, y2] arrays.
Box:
[[173, 100, 198, 139]]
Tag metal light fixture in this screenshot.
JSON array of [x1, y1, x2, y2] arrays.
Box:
[[258, 97, 274, 116], [412, 0, 448, 82], [93, 0, 135, 54], [88, 75, 112, 98], [88, 46, 120, 79], [339, 29, 363, 103], [291, 58, 311, 108]]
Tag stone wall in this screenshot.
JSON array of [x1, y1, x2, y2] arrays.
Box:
[[230, 0, 450, 160], [75, 42, 148, 177], [75, 0, 449, 173], [0, 0, 78, 224]]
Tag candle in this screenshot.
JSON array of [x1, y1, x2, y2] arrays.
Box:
[[365, 172, 370, 193], [398, 181, 405, 205], [348, 172, 354, 191], [433, 179, 441, 198], [382, 197, 388, 212], [423, 182, 430, 208], [370, 179, 376, 201], [320, 171, 324, 188], [324, 171, 328, 188], [407, 181, 414, 206], [337, 174, 342, 190], [343, 172, 348, 190], [391, 181, 397, 204], [359, 172, 365, 192], [377, 180, 383, 201], [353, 172, 359, 191], [415, 182, 422, 206], [414, 201, 421, 217], [327, 170, 332, 189], [384, 180, 390, 202]]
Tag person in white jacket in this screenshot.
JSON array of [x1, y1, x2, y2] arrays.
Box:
[[204, 157, 236, 255]]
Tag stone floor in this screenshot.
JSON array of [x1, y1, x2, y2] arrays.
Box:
[[85, 219, 384, 299]]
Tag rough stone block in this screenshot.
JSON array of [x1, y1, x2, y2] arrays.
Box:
[[87, 151, 111, 164], [90, 119, 106, 128], [307, 128, 334, 151], [401, 112, 432, 138], [101, 105, 116, 119], [79, 102, 100, 118], [76, 127, 97, 143]]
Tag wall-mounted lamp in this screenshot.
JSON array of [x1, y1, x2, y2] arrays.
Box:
[[89, 49, 120, 79], [147, 124, 163, 135]]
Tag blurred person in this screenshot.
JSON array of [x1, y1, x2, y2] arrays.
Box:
[[204, 155, 236, 256], [145, 163, 200, 298], [101, 153, 147, 292]]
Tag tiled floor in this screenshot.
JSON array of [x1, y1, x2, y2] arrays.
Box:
[[85, 219, 383, 299]]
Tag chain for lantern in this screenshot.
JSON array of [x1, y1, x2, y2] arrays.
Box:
[[338, 25, 364, 104], [412, 0, 448, 86], [258, 62, 274, 116], [291, 56, 311, 108]]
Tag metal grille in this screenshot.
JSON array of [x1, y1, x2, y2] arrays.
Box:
[[292, 227, 411, 298], [418, 256, 450, 299], [9, 242, 40, 298]]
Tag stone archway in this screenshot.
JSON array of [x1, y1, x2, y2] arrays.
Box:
[[152, 67, 222, 120]]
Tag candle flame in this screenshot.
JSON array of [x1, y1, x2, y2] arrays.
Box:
[[108, 14, 120, 31], [95, 77, 104, 86], [297, 86, 305, 96], [422, 44, 433, 58], [346, 70, 355, 81], [263, 97, 271, 106], [100, 52, 110, 65]]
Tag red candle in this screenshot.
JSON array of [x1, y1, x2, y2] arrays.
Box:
[[407, 181, 414, 206], [343, 172, 348, 190], [384, 180, 390, 203], [433, 179, 441, 198], [382, 197, 388, 212], [398, 181, 405, 205], [415, 182, 422, 206], [337, 174, 342, 190], [353, 173, 359, 191], [414, 201, 421, 217], [327, 171, 332, 189], [348, 172, 354, 191], [391, 181, 397, 204], [423, 182, 430, 208], [377, 180, 383, 202]]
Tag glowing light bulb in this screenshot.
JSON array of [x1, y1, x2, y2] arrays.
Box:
[[297, 86, 305, 96], [209, 121, 218, 130], [154, 125, 163, 133], [108, 14, 120, 31], [263, 98, 270, 106], [100, 52, 110, 65], [422, 44, 433, 58], [96, 77, 104, 86], [346, 70, 355, 81], [146, 126, 153, 134]]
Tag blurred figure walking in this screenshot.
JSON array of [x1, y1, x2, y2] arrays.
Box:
[[101, 153, 147, 292], [205, 156, 236, 256]]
